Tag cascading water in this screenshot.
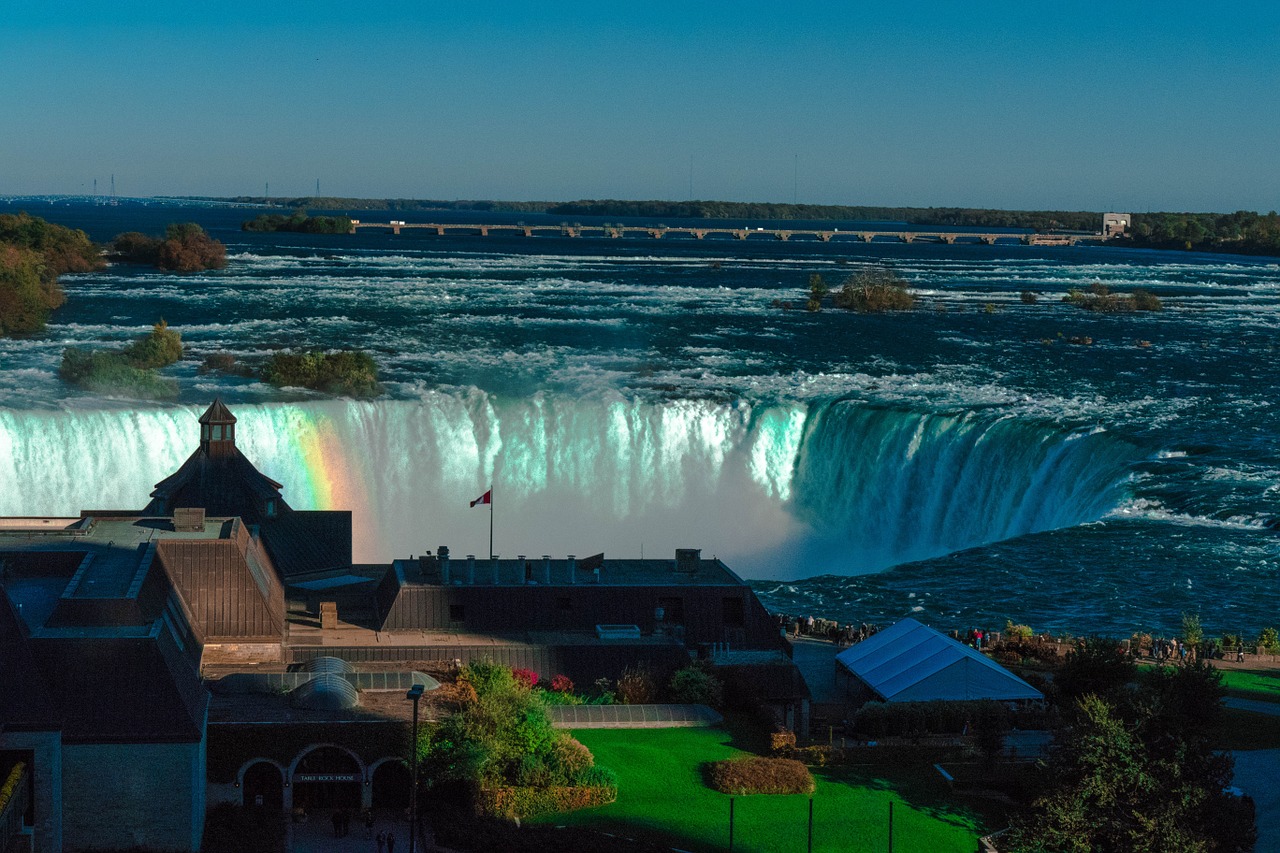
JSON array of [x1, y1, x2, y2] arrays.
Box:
[[0, 392, 1140, 579]]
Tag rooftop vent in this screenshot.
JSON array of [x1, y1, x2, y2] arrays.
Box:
[[301, 656, 355, 675]]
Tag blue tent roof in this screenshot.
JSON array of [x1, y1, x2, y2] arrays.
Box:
[[835, 618, 1042, 703]]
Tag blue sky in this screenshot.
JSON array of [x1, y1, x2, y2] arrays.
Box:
[[3, 2, 1277, 210]]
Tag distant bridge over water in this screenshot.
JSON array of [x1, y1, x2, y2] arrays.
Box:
[[350, 220, 1103, 246]]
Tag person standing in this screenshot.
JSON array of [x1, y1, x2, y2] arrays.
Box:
[[376, 830, 386, 853], [365, 809, 375, 838], [386, 830, 396, 853]]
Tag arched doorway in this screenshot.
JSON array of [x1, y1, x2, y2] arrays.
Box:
[[371, 760, 411, 810], [291, 746, 363, 812], [242, 761, 284, 810]]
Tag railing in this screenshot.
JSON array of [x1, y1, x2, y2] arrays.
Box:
[[0, 762, 30, 853]]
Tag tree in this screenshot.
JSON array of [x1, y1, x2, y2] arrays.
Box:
[[832, 266, 915, 312], [1181, 613, 1204, 661], [156, 223, 227, 272], [806, 273, 828, 312], [1053, 636, 1135, 702], [122, 319, 184, 368], [1007, 662, 1254, 853], [0, 245, 62, 334]]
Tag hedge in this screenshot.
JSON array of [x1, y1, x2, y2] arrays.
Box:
[[706, 757, 814, 795], [0, 763, 24, 815], [477, 785, 617, 820]]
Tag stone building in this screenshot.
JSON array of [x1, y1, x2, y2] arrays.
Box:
[[0, 400, 792, 849]]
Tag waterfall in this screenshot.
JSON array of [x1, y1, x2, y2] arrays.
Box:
[[0, 393, 1140, 579]]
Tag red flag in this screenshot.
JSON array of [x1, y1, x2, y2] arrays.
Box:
[[470, 489, 492, 508]]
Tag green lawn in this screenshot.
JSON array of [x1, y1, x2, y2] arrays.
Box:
[[1219, 669, 1280, 703], [530, 728, 990, 853]]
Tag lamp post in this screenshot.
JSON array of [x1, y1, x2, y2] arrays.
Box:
[[407, 683, 425, 853]]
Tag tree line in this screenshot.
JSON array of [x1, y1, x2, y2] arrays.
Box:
[[0, 213, 102, 335]]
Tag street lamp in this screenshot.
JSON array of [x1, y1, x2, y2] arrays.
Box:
[[406, 683, 425, 853]]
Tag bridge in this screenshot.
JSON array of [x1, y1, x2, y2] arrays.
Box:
[[350, 220, 1103, 245]]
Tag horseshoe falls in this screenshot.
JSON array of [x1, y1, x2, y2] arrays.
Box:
[[0, 395, 1138, 579], [7, 200, 1280, 633]]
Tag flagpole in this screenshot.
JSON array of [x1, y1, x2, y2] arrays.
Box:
[[488, 485, 494, 560]]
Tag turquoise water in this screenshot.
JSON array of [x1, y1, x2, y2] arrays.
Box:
[[4, 200, 1279, 636]]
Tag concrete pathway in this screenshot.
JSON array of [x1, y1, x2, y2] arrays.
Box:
[[1230, 750, 1280, 853], [1226, 697, 1280, 717], [288, 810, 413, 853]]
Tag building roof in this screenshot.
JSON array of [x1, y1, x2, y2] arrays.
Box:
[[198, 398, 237, 425], [28, 621, 208, 743], [835, 618, 1043, 703], [0, 587, 60, 731]]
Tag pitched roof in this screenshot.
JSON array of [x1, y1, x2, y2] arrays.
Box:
[[153, 529, 285, 643], [836, 618, 1042, 703], [198, 398, 237, 425]]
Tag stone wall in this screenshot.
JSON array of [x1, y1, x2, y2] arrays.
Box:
[[0, 730, 61, 853], [61, 739, 204, 852]]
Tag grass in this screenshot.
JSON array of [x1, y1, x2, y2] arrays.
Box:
[[1219, 669, 1280, 704], [529, 727, 990, 853]]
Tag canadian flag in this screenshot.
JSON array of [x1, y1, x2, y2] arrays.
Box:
[[469, 489, 492, 508]]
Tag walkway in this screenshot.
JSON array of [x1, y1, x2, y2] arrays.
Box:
[[1230, 751, 1280, 853], [1226, 697, 1280, 717], [288, 810, 414, 853]]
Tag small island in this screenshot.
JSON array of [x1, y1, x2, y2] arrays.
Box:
[[259, 349, 382, 397], [60, 319, 184, 399], [0, 212, 103, 336], [241, 210, 354, 234], [113, 223, 227, 272], [804, 267, 917, 313], [1063, 282, 1162, 312]]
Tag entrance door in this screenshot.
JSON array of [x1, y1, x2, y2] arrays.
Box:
[[291, 747, 363, 811], [371, 761, 411, 810], [242, 762, 283, 810]]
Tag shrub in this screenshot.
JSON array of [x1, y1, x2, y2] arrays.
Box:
[[668, 666, 724, 706], [547, 736, 594, 783], [1063, 281, 1162, 312], [121, 319, 183, 368], [616, 665, 657, 705], [475, 784, 617, 820], [512, 668, 539, 689], [832, 266, 915, 312], [1257, 627, 1280, 653], [112, 231, 161, 264], [260, 349, 382, 397], [769, 730, 797, 754], [549, 674, 574, 694], [706, 757, 814, 795], [1020, 290, 1039, 304], [1005, 620, 1034, 640], [59, 348, 179, 399]]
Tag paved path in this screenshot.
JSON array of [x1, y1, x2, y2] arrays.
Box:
[[1231, 750, 1280, 853], [1226, 697, 1280, 717], [288, 811, 414, 853]]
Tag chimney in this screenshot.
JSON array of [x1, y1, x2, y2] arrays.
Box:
[[438, 545, 450, 585], [466, 555, 476, 585], [567, 555, 576, 584], [542, 555, 552, 585], [675, 548, 701, 574], [491, 555, 500, 585]]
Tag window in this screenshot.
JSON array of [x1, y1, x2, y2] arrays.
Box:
[[201, 425, 211, 441], [658, 596, 685, 624], [212, 425, 223, 441], [722, 596, 744, 627], [264, 499, 277, 519], [449, 604, 466, 622]]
